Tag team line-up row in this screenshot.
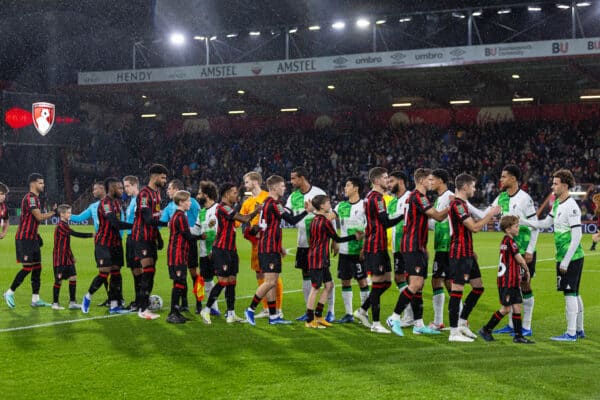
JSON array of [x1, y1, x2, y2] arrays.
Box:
[[0, 165, 587, 342]]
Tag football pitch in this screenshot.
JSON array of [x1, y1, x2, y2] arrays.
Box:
[[0, 225, 598, 400]]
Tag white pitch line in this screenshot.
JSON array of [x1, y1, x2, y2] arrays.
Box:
[[0, 314, 127, 333]]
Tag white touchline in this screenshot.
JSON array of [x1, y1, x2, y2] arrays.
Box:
[[0, 314, 127, 333]]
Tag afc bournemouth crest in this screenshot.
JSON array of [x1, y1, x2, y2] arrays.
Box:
[[32, 102, 55, 136]]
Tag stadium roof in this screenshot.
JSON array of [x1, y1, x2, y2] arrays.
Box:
[[65, 55, 600, 115]]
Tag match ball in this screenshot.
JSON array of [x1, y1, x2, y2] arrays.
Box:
[[148, 294, 163, 311]]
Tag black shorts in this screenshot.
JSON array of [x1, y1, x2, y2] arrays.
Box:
[[126, 236, 141, 269], [432, 251, 450, 279], [188, 244, 199, 268], [556, 258, 584, 293], [393, 252, 407, 276], [168, 265, 187, 281], [259, 252, 282, 274], [294, 247, 309, 272], [337, 254, 366, 281], [15, 239, 41, 264], [309, 267, 333, 289], [199, 256, 215, 280], [498, 287, 523, 306], [403, 251, 429, 278], [95, 244, 124, 268], [449, 256, 481, 285], [212, 248, 239, 277], [364, 251, 391, 276], [54, 265, 77, 280], [134, 240, 157, 261], [523, 251, 536, 280]]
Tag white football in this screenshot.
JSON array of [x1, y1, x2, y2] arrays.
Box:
[[148, 294, 163, 311]]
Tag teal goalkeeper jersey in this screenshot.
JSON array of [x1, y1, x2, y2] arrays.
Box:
[[334, 199, 365, 255], [550, 197, 584, 262]]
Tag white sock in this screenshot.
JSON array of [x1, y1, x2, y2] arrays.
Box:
[[507, 310, 514, 328], [432, 291, 445, 325], [565, 295, 578, 336], [414, 319, 424, 328], [359, 289, 370, 308], [342, 289, 353, 315], [85, 293, 91, 299], [302, 279, 312, 306], [110, 300, 118, 308], [6, 289, 14, 295], [402, 303, 414, 321], [327, 284, 335, 315], [32, 294, 39, 302], [522, 295, 534, 330], [204, 281, 219, 311], [576, 295, 584, 331]]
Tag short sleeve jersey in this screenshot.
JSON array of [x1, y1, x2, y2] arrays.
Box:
[[334, 199, 365, 256], [498, 235, 521, 288], [493, 189, 538, 254], [16, 192, 40, 240], [285, 185, 326, 248], [401, 190, 432, 253], [550, 197, 584, 262]]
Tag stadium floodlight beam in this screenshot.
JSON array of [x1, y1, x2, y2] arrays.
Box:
[[308, 25, 321, 31], [141, 113, 157, 118], [356, 18, 370, 28], [375, 19, 386, 25], [452, 12, 466, 19], [399, 17, 412, 22], [249, 31, 261, 36], [228, 110, 245, 115], [449, 100, 471, 105], [226, 33, 238, 38], [392, 103, 412, 107], [513, 97, 534, 102], [556, 4, 571, 9], [193, 35, 206, 40], [512, 74, 521, 79], [289, 27, 298, 33], [528, 6, 542, 11], [237, 90, 245, 94], [576, 2, 591, 6], [472, 10, 483, 16], [281, 108, 298, 112], [580, 94, 600, 99], [169, 32, 186, 46], [327, 85, 335, 90], [332, 21, 346, 30], [209, 35, 217, 41], [497, 8, 512, 14], [181, 112, 198, 116]]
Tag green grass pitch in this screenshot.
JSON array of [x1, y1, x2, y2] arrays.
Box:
[[0, 225, 599, 399]]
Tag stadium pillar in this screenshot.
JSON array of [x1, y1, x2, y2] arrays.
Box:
[[205, 37, 210, 65], [467, 10, 473, 46], [285, 30, 289, 59], [372, 25, 377, 52], [571, 4, 576, 39]]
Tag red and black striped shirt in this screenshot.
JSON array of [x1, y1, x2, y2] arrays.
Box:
[[168, 210, 191, 266], [448, 198, 474, 259], [53, 220, 75, 267], [498, 235, 521, 288], [132, 186, 161, 241], [95, 197, 123, 247], [308, 214, 353, 270], [0, 202, 8, 222], [258, 197, 285, 254], [16, 192, 40, 240], [214, 203, 237, 251], [363, 191, 388, 253], [401, 190, 432, 252]]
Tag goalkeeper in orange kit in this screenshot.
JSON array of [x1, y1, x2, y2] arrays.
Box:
[[241, 172, 284, 318]]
